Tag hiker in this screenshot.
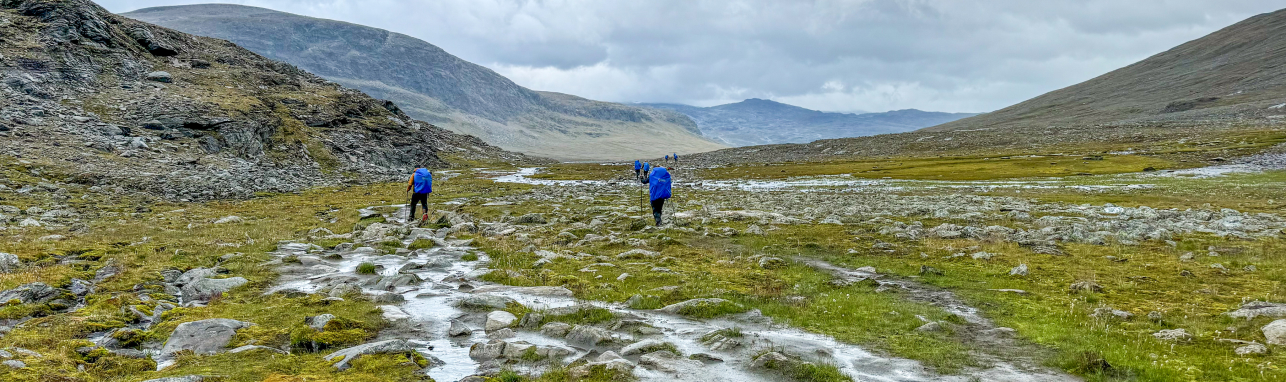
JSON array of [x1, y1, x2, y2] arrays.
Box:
[[665, 154, 671, 162], [643, 166, 672, 226], [406, 167, 432, 222], [634, 160, 642, 178], [673, 153, 678, 163]]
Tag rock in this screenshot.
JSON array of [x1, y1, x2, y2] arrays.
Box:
[[157, 319, 253, 369], [566, 325, 617, 346], [1069, 280, 1104, 294], [379, 305, 411, 321], [1152, 328, 1191, 342], [758, 257, 788, 269], [324, 340, 416, 371], [94, 261, 123, 282], [918, 265, 943, 276], [181, 277, 248, 302], [0, 282, 60, 304], [1226, 301, 1286, 320], [457, 294, 517, 310], [1147, 311, 1163, 321], [69, 279, 93, 296], [485, 311, 517, 332], [541, 322, 573, 337], [639, 350, 701, 372], [617, 249, 661, 259], [690, 353, 724, 362], [751, 351, 797, 370], [514, 213, 547, 224], [468, 339, 506, 361], [3, 360, 24, 369], [306, 314, 335, 331], [214, 216, 244, 224], [1009, 264, 1028, 277], [915, 322, 943, 332], [970, 251, 993, 260], [519, 312, 545, 329], [1263, 319, 1286, 346], [448, 319, 472, 337], [1091, 307, 1133, 320], [621, 340, 675, 356], [1236, 342, 1268, 355], [0, 253, 18, 273], [146, 71, 173, 83], [488, 328, 517, 340]]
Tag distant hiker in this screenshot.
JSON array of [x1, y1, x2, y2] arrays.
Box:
[[643, 162, 651, 175], [634, 160, 642, 177], [665, 154, 671, 162], [406, 168, 433, 222], [673, 153, 679, 163], [643, 166, 672, 226]]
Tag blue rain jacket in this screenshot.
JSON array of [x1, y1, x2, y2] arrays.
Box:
[[412, 168, 433, 194], [643, 163, 651, 172], [649, 167, 672, 201], [634, 160, 641, 170]]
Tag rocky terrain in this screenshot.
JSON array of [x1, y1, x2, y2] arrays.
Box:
[[123, 4, 726, 161], [641, 99, 976, 147], [0, 0, 535, 201]]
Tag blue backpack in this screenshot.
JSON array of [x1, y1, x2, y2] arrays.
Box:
[[649, 167, 672, 200], [413, 168, 432, 194]]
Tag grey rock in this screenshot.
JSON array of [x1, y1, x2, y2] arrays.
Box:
[[146, 71, 173, 83], [0, 253, 18, 273], [658, 298, 741, 317], [456, 294, 517, 310], [1236, 342, 1268, 355], [1152, 328, 1192, 342], [1009, 264, 1028, 277], [0, 283, 60, 304], [1263, 319, 1286, 346], [228, 345, 285, 354], [324, 339, 416, 371], [758, 256, 788, 269], [161, 319, 254, 356], [485, 311, 517, 332], [181, 276, 248, 302], [468, 339, 506, 361], [2, 360, 23, 369], [1091, 307, 1134, 320], [1226, 301, 1286, 320], [307, 314, 335, 331], [540, 322, 573, 337], [448, 319, 472, 337], [621, 340, 675, 356], [566, 325, 617, 346]]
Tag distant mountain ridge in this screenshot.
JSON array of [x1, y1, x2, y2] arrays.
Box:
[[640, 99, 976, 146], [124, 4, 723, 160], [923, 8, 1286, 133]]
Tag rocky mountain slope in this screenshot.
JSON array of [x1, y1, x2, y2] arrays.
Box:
[[123, 4, 724, 161], [923, 7, 1286, 134], [642, 99, 976, 146], [0, 0, 528, 200]]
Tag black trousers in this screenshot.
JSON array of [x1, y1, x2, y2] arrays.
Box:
[[651, 198, 666, 226], [409, 193, 429, 220]]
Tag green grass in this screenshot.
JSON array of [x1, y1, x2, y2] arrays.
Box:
[[541, 307, 616, 325], [355, 262, 377, 275], [699, 154, 1177, 181], [408, 238, 436, 250]]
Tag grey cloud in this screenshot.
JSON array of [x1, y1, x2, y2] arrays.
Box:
[[99, 0, 1285, 113]]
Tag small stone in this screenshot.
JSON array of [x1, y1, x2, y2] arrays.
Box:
[[1069, 280, 1104, 294], [146, 71, 173, 83], [1008, 264, 1028, 277], [1152, 328, 1191, 342]]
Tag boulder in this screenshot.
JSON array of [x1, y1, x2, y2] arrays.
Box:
[[0, 283, 59, 304], [0, 253, 18, 273], [487, 328, 517, 340], [3, 360, 24, 369], [1152, 328, 1191, 342], [181, 277, 248, 302], [566, 325, 617, 346], [1226, 301, 1286, 320], [145, 71, 173, 83], [448, 319, 472, 337], [457, 294, 517, 310], [751, 351, 798, 370], [324, 339, 416, 371], [468, 339, 506, 361], [1236, 342, 1268, 355], [1263, 319, 1286, 346], [485, 311, 517, 332], [157, 319, 253, 369]]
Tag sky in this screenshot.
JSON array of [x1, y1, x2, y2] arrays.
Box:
[[98, 0, 1284, 113]]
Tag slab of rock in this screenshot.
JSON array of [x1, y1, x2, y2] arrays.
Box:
[[1152, 328, 1191, 342], [457, 294, 518, 310], [621, 340, 674, 356], [1226, 301, 1286, 320], [566, 325, 618, 346], [0, 282, 59, 304], [157, 319, 253, 370], [181, 277, 248, 302], [0, 253, 18, 273], [1236, 342, 1268, 355], [485, 311, 517, 332], [1263, 319, 1286, 346], [448, 319, 472, 337], [324, 339, 415, 370]]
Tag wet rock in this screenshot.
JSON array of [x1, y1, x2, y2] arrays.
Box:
[[570, 357, 634, 379], [566, 325, 618, 346], [639, 350, 701, 373], [750, 351, 798, 370], [471, 285, 574, 297], [457, 294, 517, 310], [700, 330, 742, 351], [157, 319, 253, 369], [621, 340, 675, 356], [1226, 301, 1286, 320], [0, 282, 59, 304], [541, 322, 573, 337], [1152, 328, 1191, 342], [0, 253, 18, 273], [519, 312, 545, 329], [324, 339, 415, 371], [485, 311, 517, 332], [365, 291, 405, 303], [1009, 263, 1028, 277], [449, 319, 472, 337], [488, 328, 517, 340], [1263, 319, 1286, 346], [1236, 342, 1268, 355], [469, 339, 506, 361], [379, 305, 411, 321]]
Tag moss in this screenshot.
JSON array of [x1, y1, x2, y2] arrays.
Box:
[[674, 300, 747, 319], [461, 253, 479, 261], [355, 262, 377, 275], [542, 307, 616, 326], [408, 239, 436, 250], [109, 328, 145, 348]]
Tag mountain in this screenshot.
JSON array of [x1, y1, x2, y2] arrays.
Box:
[[923, 8, 1286, 134], [0, 0, 526, 200], [123, 4, 724, 161], [640, 99, 976, 146]]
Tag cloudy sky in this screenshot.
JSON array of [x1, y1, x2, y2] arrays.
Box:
[[99, 0, 1282, 113]]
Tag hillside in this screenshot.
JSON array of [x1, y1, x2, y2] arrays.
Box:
[[642, 99, 976, 146], [923, 8, 1286, 134], [123, 4, 724, 160], [0, 0, 526, 200]]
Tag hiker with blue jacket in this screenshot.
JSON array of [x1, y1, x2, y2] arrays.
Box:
[[642, 166, 672, 226], [634, 160, 642, 178], [406, 168, 433, 222]]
